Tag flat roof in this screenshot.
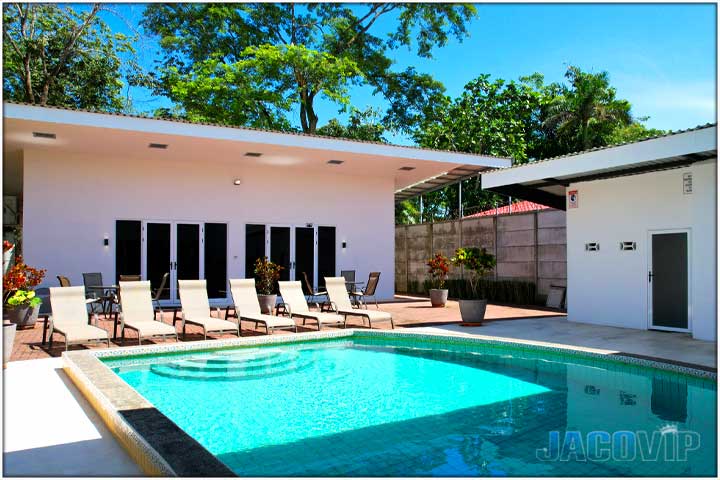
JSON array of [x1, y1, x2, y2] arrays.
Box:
[[2, 102, 510, 200], [481, 124, 717, 210]]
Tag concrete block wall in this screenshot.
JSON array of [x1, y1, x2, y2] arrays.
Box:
[[396, 210, 567, 299]]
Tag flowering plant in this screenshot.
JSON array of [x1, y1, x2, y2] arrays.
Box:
[[451, 247, 496, 298], [426, 252, 450, 289], [254, 256, 283, 295], [3, 256, 46, 293], [3, 240, 14, 252], [6, 289, 42, 308]]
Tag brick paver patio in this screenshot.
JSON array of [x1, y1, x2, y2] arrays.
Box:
[[7, 295, 563, 362]]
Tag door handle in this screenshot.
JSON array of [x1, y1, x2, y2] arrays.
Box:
[[648, 271, 653, 283]]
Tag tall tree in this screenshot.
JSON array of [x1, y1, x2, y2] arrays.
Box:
[[542, 66, 632, 153], [141, 3, 476, 132], [2, 3, 136, 111], [316, 107, 388, 143]]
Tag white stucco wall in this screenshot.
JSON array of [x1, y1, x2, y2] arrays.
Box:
[[21, 148, 396, 301], [566, 159, 716, 341]]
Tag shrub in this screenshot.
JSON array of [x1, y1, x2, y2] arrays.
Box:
[[426, 252, 450, 289], [450, 247, 496, 299], [253, 256, 283, 295]]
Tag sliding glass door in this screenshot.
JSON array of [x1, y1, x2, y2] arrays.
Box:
[[115, 220, 227, 304], [245, 224, 335, 292]]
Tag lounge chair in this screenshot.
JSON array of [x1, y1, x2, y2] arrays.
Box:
[[278, 281, 346, 330], [325, 277, 394, 329], [48, 286, 110, 350], [228, 279, 297, 334], [177, 280, 239, 339], [302, 271, 327, 308], [118, 281, 178, 344]]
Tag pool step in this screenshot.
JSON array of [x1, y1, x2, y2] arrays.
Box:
[[149, 349, 309, 381]]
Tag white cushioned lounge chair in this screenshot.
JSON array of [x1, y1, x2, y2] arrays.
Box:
[[48, 286, 110, 350], [278, 281, 346, 330], [178, 280, 240, 339], [119, 281, 178, 344], [325, 277, 394, 329], [229, 279, 297, 334]]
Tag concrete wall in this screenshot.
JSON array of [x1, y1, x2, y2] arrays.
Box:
[[22, 147, 397, 301], [395, 210, 566, 298], [566, 159, 716, 341]]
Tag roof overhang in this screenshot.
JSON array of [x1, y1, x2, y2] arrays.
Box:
[[2, 103, 510, 197], [481, 125, 717, 211]]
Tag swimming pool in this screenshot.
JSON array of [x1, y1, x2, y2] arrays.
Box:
[[98, 332, 716, 477]]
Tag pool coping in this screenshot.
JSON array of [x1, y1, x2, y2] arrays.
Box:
[[62, 328, 716, 477]]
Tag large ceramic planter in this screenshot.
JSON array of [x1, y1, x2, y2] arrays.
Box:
[[458, 299, 488, 324], [429, 289, 449, 307], [257, 294, 277, 315], [6, 304, 39, 329], [3, 322, 16, 368]]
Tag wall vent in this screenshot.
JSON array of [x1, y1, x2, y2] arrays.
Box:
[[585, 242, 600, 251], [620, 241, 637, 251], [244, 152, 262, 157], [148, 143, 168, 149], [327, 159, 344, 165], [32, 131, 56, 139]]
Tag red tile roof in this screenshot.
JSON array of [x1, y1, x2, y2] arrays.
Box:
[[465, 200, 552, 218]]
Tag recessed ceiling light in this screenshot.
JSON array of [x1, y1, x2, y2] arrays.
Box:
[[32, 132, 56, 139], [149, 143, 168, 149], [233, 179, 242, 186], [399, 166, 416, 171], [327, 160, 344, 165], [245, 152, 262, 157]]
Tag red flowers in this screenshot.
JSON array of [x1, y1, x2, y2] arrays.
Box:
[[426, 253, 450, 289], [3, 240, 14, 253], [3, 256, 46, 292]]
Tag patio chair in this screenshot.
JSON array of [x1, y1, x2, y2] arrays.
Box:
[[48, 286, 110, 350], [340, 270, 355, 293], [82, 272, 117, 315], [151, 272, 172, 321], [178, 279, 239, 339], [325, 277, 394, 329], [301, 271, 327, 308], [57, 275, 103, 312], [118, 281, 178, 345], [278, 281, 346, 330], [228, 279, 296, 334], [119, 274, 142, 282], [351, 272, 381, 309]]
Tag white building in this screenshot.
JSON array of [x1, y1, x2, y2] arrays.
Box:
[[3, 103, 509, 305], [482, 125, 717, 341]]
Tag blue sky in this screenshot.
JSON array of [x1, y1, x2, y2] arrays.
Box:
[[100, 3, 716, 145]]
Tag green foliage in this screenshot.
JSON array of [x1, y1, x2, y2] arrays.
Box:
[[253, 256, 283, 295], [451, 247, 496, 299], [541, 66, 633, 154], [142, 3, 477, 133], [399, 66, 665, 223], [407, 278, 537, 305], [6, 289, 42, 309], [316, 107, 388, 142], [2, 3, 136, 110]]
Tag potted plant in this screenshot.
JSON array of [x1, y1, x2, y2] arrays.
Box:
[[254, 256, 283, 314], [3, 256, 46, 328], [451, 247, 496, 324], [426, 252, 450, 307]]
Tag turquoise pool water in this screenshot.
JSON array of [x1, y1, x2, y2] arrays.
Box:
[[105, 336, 716, 476]]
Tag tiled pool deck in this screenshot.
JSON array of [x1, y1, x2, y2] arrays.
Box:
[[7, 296, 562, 362]]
